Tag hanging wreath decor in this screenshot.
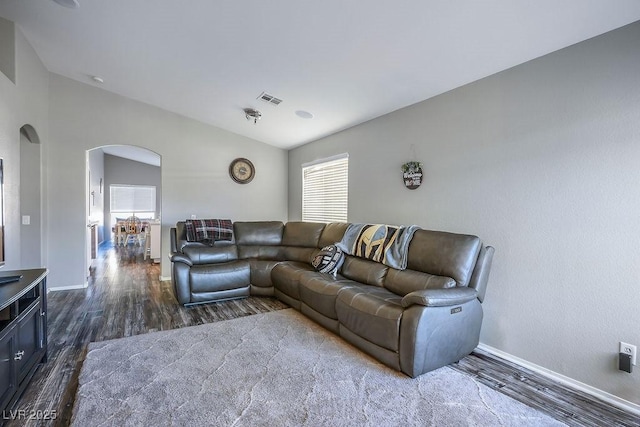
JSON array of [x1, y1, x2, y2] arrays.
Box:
[[401, 161, 423, 190]]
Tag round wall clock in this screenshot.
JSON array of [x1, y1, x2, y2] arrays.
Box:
[[229, 158, 255, 184]]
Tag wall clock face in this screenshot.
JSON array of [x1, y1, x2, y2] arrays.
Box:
[[229, 158, 255, 184]]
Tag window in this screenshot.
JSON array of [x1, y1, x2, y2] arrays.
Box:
[[110, 185, 156, 220], [302, 154, 348, 223]]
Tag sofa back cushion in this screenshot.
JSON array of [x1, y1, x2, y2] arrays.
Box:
[[318, 222, 349, 248], [238, 245, 285, 261], [175, 221, 216, 253], [406, 230, 481, 287], [281, 247, 317, 264], [183, 244, 238, 265], [384, 269, 456, 296], [234, 221, 284, 245], [341, 256, 388, 287], [282, 222, 325, 247]]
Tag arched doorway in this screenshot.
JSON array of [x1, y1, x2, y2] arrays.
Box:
[[85, 145, 161, 279]]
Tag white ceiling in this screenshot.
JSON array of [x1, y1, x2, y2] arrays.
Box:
[[2, 1, 640, 150]]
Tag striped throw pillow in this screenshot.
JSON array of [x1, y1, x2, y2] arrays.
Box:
[[312, 245, 345, 275]]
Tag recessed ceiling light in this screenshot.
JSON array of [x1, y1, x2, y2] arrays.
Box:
[[92, 76, 104, 84], [295, 110, 313, 119], [52, 0, 80, 8]]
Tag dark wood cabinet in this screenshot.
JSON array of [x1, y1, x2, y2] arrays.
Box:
[[0, 269, 48, 415], [0, 325, 17, 412]]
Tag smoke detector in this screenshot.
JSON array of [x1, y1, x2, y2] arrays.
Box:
[[244, 108, 262, 124]]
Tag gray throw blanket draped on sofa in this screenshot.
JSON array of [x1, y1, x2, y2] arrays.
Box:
[[336, 223, 420, 270]]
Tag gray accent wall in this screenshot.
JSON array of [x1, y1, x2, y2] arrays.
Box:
[[103, 153, 161, 243], [288, 22, 640, 405]]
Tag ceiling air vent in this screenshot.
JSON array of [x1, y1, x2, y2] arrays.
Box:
[[257, 92, 283, 106]]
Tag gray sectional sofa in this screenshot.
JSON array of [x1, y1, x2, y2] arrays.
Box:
[[170, 220, 494, 377]]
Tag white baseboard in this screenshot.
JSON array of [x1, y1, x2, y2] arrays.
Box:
[[477, 343, 640, 416], [159, 275, 171, 282], [48, 283, 89, 292]]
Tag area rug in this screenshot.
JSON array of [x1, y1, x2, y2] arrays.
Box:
[[72, 309, 565, 426]]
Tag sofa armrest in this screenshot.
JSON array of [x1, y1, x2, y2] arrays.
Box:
[[170, 253, 193, 267], [401, 287, 478, 308]]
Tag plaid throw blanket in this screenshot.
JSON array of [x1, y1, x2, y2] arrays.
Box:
[[185, 219, 233, 243], [336, 223, 420, 270]]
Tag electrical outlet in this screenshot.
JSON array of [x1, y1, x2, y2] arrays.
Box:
[[620, 342, 637, 366]]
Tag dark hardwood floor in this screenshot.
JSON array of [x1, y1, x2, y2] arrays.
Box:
[[4, 243, 639, 426], [450, 351, 639, 427]]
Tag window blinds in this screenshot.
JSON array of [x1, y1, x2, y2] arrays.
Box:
[[110, 185, 156, 213], [302, 154, 348, 223]]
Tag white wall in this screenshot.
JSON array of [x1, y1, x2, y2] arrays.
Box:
[[88, 148, 104, 242], [47, 74, 288, 286], [289, 22, 640, 405], [0, 25, 48, 271], [20, 131, 41, 267], [0, 17, 15, 83]]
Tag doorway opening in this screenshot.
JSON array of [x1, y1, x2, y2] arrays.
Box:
[[86, 146, 161, 279]]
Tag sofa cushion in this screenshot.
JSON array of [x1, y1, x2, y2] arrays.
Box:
[[341, 256, 388, 287], [271, 261, 315, 301], [336, 284, 404, 352], [282, 222, 325, 247], [311, 245, 345, 275], [234, 221, 284, 245], [299, 273, 355, 320], [183, 244, 238, 265], [175, 221, 211, 253], [189, 260, 250, 293], [238, 245, 285, 260], [249, 259, 282, 288], [318, 222, 349, 248], [407, 230, 481, 287], [384, 268, 456, 296], [280, 246, 317, 264]]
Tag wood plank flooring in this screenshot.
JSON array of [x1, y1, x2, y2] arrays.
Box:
[[450, 350, 639, 426], [4, 243, 639, 426]]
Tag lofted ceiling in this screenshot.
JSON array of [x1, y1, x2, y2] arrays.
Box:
[[2, 1, 640, 149]]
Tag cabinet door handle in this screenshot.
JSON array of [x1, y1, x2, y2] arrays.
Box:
[[14, 350, 24, 360]]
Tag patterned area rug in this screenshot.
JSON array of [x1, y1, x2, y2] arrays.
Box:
[[72, 309, 565, 426]]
